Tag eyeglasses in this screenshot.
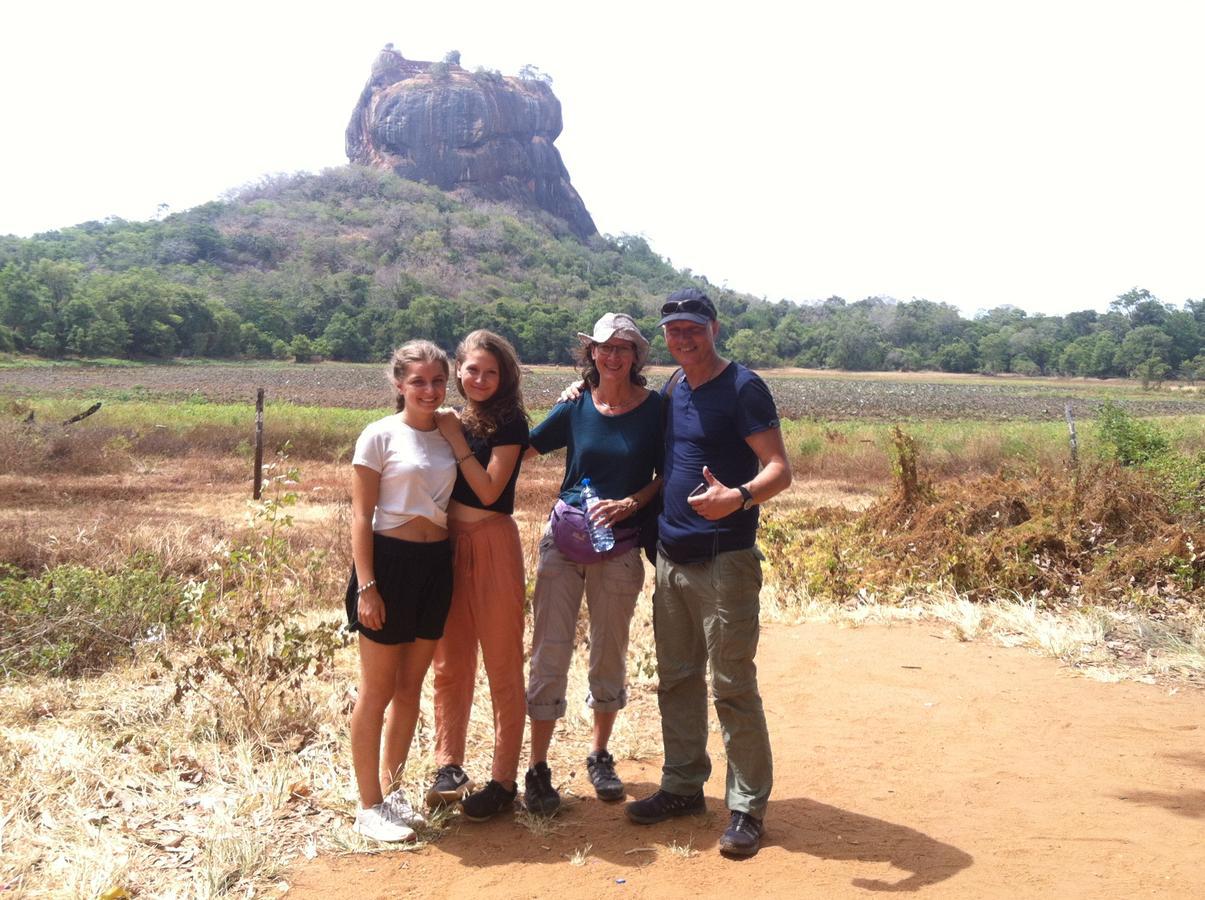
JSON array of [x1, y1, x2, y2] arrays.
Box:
[[594, 343, 635, 357], [660, 298, 715, 318]]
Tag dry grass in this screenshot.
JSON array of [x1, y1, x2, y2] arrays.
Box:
[[762, 581, 1205, 686], [3, 434, 1203, 895]]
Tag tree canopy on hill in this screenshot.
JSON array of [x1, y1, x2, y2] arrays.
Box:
[[0, 166, 1201, 380]]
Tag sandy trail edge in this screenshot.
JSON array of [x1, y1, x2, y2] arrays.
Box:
[[287, 621, 1205, 899]]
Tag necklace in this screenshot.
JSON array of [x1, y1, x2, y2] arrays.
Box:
[[594, 388, 640, 414]]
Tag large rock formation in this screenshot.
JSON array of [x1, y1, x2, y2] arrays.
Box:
[[346, 46, 597, 239]]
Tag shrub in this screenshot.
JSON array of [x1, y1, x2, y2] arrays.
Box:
[[1094, 400, 1169, 466], [0, 560, 200, 676], [1094, 400, 1202, 516], [172, 456, 346, 744]]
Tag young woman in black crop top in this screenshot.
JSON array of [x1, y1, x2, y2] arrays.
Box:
[[429, 330, 531, 820]]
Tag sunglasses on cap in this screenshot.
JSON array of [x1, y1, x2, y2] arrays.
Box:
[[659, 298, 716, 318]]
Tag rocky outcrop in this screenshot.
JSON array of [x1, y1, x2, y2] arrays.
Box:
[[346, 46, 597, 239]]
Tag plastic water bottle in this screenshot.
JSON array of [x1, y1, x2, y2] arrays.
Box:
[[580, 478, 615, 553]]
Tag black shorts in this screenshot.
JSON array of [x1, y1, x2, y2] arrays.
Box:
[[345, 534, 453, 645]]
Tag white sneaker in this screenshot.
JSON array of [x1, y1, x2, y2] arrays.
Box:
[[382, 789, 427, 829], [354, 803, 416, 842]]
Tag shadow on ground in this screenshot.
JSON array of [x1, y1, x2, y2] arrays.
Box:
[[426, 783, 973, 893]]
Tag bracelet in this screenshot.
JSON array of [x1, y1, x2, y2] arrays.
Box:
[[456, 451, 474, 465], [356, 579, 377, 596], [627, 497, 639, 513]]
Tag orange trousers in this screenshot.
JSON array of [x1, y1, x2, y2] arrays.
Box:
[[432, 514, 527, 783]]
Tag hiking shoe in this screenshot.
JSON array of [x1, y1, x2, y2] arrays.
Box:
[[524, 761, 561, 815], [625, 789, 706, 825], [719, 811, 764, 857], [586, 749, 625, 801], [461, 780, 518, 822], [425, 764, 474, 807], [353, 803, 415, 843], [382, 789, 426, 829]]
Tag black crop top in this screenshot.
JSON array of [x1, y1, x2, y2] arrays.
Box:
[[449, 414, 530, 514]]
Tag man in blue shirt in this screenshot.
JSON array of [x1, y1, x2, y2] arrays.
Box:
[[625, 288, 792, 857]]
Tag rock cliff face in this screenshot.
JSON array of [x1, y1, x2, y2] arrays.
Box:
[[346, 47, 597, 239]]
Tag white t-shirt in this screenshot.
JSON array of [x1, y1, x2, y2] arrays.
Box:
[[353, 413, 457, 531]]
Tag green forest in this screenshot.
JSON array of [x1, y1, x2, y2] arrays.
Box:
[[1, 165, 1201, 381]]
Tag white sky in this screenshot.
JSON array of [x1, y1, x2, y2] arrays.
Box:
[[2, 0, 1202, 318]]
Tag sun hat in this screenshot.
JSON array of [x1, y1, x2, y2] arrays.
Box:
[[577, 312, 650, 368], [658, 287, 718, 327]]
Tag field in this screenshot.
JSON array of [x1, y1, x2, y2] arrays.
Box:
[[0, 362, 1202, 897], [3, 359, 1205, 419]]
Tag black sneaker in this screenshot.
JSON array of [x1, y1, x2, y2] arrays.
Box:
[[524, 761, 561, 815], [719, 811, 764, 857], [460, 780, 518, 822], [586, 749, 625, 801], [425, 764, 474, 807], [625, 789, 706, 825]]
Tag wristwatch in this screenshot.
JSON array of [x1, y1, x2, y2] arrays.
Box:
[[736, 484, 756, 511]]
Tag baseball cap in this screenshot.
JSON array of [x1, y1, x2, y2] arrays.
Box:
[[658, 288, 717, 326]]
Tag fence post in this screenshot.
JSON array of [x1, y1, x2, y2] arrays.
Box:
[[253, 388, 265, 499], [1064, 402, 1078, 470], [1064, 402, 1081, 504]]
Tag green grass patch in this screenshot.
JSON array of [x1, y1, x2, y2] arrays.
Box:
[[3, 396, 379, 461], [0, 560, 202, 677]]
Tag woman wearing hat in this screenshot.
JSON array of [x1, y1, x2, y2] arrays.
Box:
[[520, 312, 663, 816]]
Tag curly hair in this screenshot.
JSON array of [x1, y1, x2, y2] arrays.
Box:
[[454, 330, 527, 438], [387, 340, 449, 411]]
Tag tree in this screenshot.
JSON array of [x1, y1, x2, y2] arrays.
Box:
[[1116, 325, 1173, 375], [1110, 287, 1168, 327], [827, 320, 885, 370], [322, 309, 371, 361], [62, 296, 130, 356], [289, 333, 317, 362], [84, 270, 186, 358], [208, 305, 243, 358], [1088, 333, 1121, 377], [1185, 353, 1205, 384], [935, 339, 977, 373], [977, 331, 1012, 373], [1058, 336, 1096, 376], [725, 329, 781, 368], [517, 64, 553, 84], [1161, 309, 1201, 369], [1134, 358, 1170, 389]]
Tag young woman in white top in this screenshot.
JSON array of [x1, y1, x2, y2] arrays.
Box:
[[346, 340, 458, 843]]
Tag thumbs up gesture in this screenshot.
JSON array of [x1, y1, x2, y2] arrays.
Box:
[[686, 465, 743, 521]]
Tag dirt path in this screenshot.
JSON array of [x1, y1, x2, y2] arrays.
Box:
[[288, 621, 1204, 898]]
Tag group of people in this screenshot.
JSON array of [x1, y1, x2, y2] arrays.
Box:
[[344, 288, 792, 857]]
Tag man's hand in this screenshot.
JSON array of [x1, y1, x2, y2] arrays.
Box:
[[686, 466, 744, 520]]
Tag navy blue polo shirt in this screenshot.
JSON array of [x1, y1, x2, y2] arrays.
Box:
[[659, 363, 780, 562]]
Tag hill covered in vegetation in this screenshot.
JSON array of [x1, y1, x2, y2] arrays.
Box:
[[0, 165, 1201, 379]]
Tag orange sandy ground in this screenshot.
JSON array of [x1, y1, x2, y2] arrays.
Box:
[[288, 621, 1205, 899]]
